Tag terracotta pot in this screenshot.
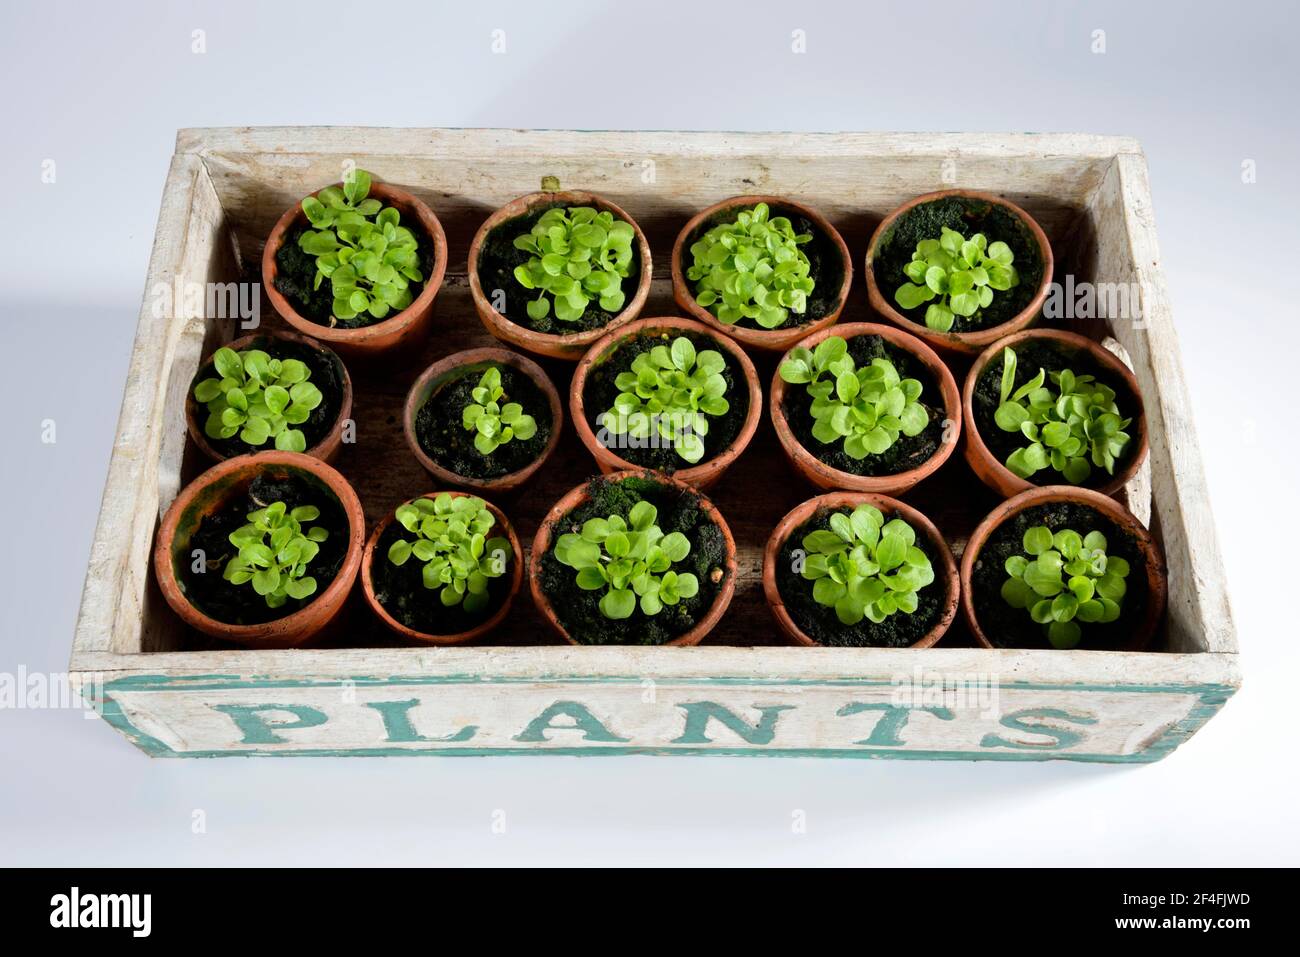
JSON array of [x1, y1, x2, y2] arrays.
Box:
[[262, 180, 448, 360], [960, 485, 1167, 651], [769, 322, 961, 495], [184, 330, 353, 464], [403, 348, 563, 493], [360, 492, 523, 646], [570, 317, 762, 489], [671, 194, 853, 353], [467, 187, 653, 360], [962, 328, 1150, 499], [153, 451, 365, 648], [864, 189, 1053, 357], [529, 470, 738, 646], [763, 492, 959, 648]]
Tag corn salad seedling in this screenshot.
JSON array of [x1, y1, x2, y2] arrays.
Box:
[[554, 500, 698, 620], [602, 336, 730, 464], [779, 336, 928, 460], [194, 347, 323, 451], [1000, 525, 1130, 649], [387, 494, 512, 614], [687, 202, 814, 329], [297, 169, 424, 323], [994, 347, 1133, 483], [893, 226, 1019, 331], [462, 367, 538, 456], [512, 206, 636, 323], [223, 502, 330, 609]]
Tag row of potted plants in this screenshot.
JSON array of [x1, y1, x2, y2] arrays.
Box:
[[152, 456, 1166, 652], [259, 170, 1055, 362]]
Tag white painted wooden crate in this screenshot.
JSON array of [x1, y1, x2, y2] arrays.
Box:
[[70, 128, 1237, 759]]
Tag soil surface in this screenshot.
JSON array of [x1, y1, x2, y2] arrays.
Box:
[[969, 501, 1149, 650], [536, 475, 729, 645]]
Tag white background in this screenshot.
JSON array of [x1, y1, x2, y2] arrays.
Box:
[[1, 0, 1296, 865]]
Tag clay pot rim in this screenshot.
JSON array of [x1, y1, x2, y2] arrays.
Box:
[[959, 484, 1168, 652], [528, 469, 738, 647], [670, 194, 854, 352], [569, 316, 763, 486], [467, 189, 654, 356], [763, 491, 960, 649], [961, 327, 1150, 499], [402, 347, 564, 492], [152, 451, 366, 644], [864, 189, 1054, 354], [769, 321, 962, 493], [360, 492, 524, 646], [261, 180, 448, 345], [183, 330, 354, 463]]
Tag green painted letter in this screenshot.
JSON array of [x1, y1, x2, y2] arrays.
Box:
[[212, 703, 328, 745], [366, 699, 477, 743], [513, 700, 629, 743], [672, 702, 794, 745], [981, 708, 1099, 750], [837, 702, 954, 746]]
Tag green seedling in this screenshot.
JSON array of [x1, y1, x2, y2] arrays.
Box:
[[779, 336, 929, 459], [553, 500, 698, 620], [387, 494, 512, 614], [194, 347, 323, 452], [994, 347, 1133, 483], [687, 202, 815, 329], [297, 169, 424, 323], [602, 336, 729, 464], [1000, 525, 1130, 649], [462, 367, 538, 456], [512, 206, 636, 323], [223, 501, 329, 609], [800, 505, 935, 626], [893, 226, 1019, 331]]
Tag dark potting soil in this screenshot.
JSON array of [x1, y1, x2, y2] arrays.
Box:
[[414, 364, 553, 480], [476, 203, 643, 334], [370, 511, 515, 636], [190, 338, 346, 458], [536, 475, 729, 646], [781, 334, 945, 476], [872, 196, 1045, 332], [970, 339, 1140, 488], [273, 221, 436, 329], [178, 472, 350, 626], [682, 206, 845, 332], [969, 501, 1150, 650], [582, 330, 749, 474], [775, 507, 948, 648]]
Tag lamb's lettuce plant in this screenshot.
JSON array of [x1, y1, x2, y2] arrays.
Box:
[[1000, 525, 1130, 649], [512, 206, 636, 323], [779, 336, 929, 459], [194, 347, 323, 452], [893, 227, 1019, 331], [994, 347, 1133, 483], [223, 501, 329, 608], [462, 367, 538, 456], [553, 501, 698, 620], [800, 505, 935, 625], [602, 336, 729, 464], [297, 169, 424, 324], [387, 494, 512, 614], [687, 202, 815, 329]]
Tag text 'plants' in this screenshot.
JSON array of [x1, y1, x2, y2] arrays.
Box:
[[688, 202, 814, 329], [780, 336, 929, 459], [387, 495, 511, 614], [554, 500, 698, 620], [1000, 525, 1130, 648]]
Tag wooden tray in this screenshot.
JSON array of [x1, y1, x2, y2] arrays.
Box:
[[70, 128, 1238, 760]]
